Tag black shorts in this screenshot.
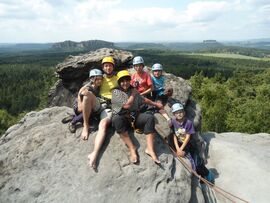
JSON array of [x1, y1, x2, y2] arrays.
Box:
[[112, 112, 155, 134]]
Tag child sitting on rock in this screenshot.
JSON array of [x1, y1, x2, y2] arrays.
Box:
[[170, 103, 214, 184], [130, 56, 153, 99], [151, 63, 167, 103]]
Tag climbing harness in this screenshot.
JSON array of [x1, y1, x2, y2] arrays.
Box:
[[156, 126, 250, 203]]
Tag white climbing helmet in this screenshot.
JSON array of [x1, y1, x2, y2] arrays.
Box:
[[133, 56, 144, 65], [89, 69, 103, 78], [152, 63, 163, 71], [171, 103, 184, 113]]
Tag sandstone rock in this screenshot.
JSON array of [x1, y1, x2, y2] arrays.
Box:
[[2, 104, 267, 203], [0, 107, 198, 203], [56, 48, 133, 81], [203, 132, 270, 203]]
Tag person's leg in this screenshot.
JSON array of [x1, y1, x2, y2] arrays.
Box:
[[119, 131, 138, 163], [145, 132, 160, 164], [112, 114, 137, 163], [78, 91, 96, 140], [135, 113, 160, 163], [88, 117, 110, 168]]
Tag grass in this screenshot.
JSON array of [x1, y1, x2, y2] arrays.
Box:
[[187, 53, 270, 61]]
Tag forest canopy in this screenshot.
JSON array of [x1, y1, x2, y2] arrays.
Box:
[[0, 49, 269, 135]]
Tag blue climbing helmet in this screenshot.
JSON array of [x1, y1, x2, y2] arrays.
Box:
[[89, 69, 103, 78], [133, 56, 144, 65], [171, 103, 184, 113], [152, 63, 163, 71]]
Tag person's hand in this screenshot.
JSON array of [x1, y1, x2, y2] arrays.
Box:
[[176, 150, 185, 157], [155, 102, 163, 109]]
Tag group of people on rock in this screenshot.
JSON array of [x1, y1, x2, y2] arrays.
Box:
[[63, 55, 209, 183]]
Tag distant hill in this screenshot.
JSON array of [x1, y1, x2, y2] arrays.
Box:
[[0, 43, 53, 53], [115, 42, 167, 50], [0, 40, 115, 53], [198, 45, 270, 58], [51, 40, 114, 51], [116, 40, 270, 58], [225, 38, 270, 50], [116, 41, 224, 51]]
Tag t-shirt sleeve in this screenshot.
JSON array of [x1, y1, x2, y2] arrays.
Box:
[[146, 73, 153, 86], [185, 120, 195, 135], [130, 74, 136, 87]]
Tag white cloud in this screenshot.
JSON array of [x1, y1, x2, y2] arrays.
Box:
[[0, 0, 54, 19], [185, 1, 229, 23], [0, 0, 269, 42]]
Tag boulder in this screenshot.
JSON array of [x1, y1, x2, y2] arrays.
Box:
[[202, 132, 270, 203], [56, 48, 133, 81], [0, 107, 205, 203], [1, 106, 268, 202]]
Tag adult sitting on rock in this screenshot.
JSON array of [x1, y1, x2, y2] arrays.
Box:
[[79, 56, 118, 141], [111, 70, 163, 164]]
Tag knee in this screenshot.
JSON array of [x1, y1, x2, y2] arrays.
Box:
[[99, 118, 109, 129], [83, 91, 94, 100]]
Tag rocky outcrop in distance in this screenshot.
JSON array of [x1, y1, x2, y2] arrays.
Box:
[[51, 40, 114, 51]]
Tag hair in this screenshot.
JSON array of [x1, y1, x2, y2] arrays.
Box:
[[118, 76, 131, 85]]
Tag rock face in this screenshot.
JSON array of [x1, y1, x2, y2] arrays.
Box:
[[0, 107, 204, 203], [51, 40, 114, 52], [203, 132, 270, 203], [1, 107, 269, 203]]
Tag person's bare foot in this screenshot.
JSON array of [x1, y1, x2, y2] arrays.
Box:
[[88, 152, 97, 169], [145, 149, 161, 164], [81, 126, 89, 140], [129, 148, 138, 164]]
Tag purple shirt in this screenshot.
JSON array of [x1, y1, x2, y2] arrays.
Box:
[[171, 118, 195, 143]]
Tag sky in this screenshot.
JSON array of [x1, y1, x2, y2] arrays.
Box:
[[0, 0, 269, 43]]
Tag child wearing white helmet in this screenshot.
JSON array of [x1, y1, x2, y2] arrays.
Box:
[[151, 63, 165, 101], [69, 69, 104, 137], [170, 103, 215, 183], [130, 56, 153, 98], [171, 103, 195, 159]]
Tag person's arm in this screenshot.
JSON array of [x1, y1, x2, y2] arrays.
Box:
[[143, 97, 163, 109], [159, 109, 171, 121], [78, 85, 91, 101], [173, 134, 185, 157], [140, 85, 154, 96], [179, 133, 191, 152], [140, 73, 153, 96]]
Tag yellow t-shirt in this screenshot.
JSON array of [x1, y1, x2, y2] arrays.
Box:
[[100, 75, 118, 100]]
